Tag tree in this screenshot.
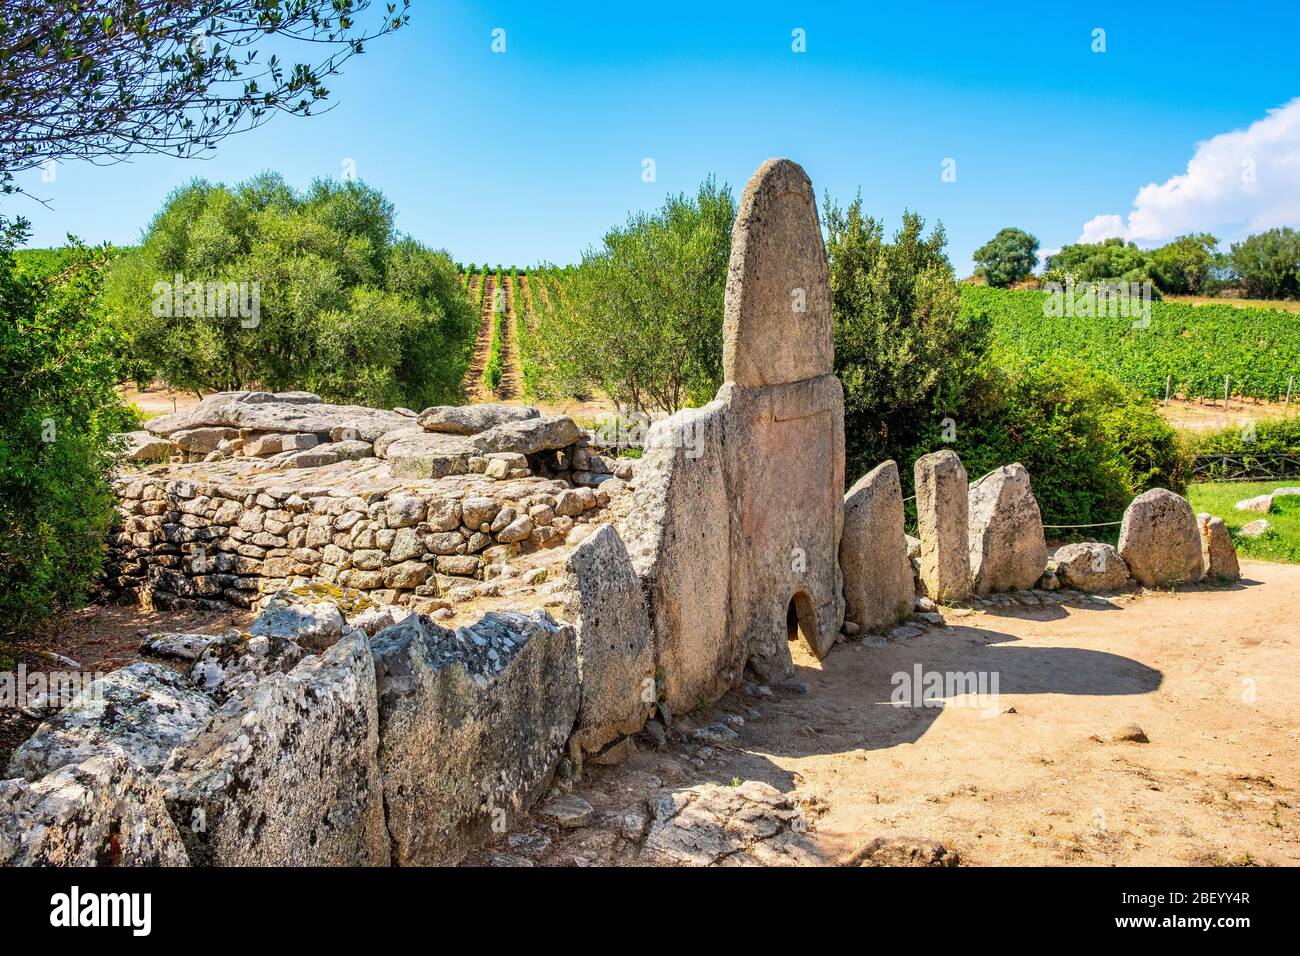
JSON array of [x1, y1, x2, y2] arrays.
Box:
[[1044, 238, 1152, 285], [0, 1, 408, 204], [0, 228, 137, 633], [973, 227, 1039, 287], [539, 179, 736, 412], [825, 199, 977, 483], [1149, 233, 1218, 294], [102, 175, 477, 408], [1229, 227, 1300, 299]]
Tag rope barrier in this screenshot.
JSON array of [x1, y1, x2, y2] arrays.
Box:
[[1041, 520, 1123, 529]]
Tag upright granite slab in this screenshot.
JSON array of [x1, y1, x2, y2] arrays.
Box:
[[370, 610, 578, 865], [158, 630, 389, 866], [915, 450, 970, 603], [840, 461, 915, 631], [1118, 489, 1205, 588], [560, 524, 655, 761], [967, 463, 1047, 593]]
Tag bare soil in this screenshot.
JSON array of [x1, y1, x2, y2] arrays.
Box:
[[1157, 397, 1296, 433], [495, 560, 1299, 866]]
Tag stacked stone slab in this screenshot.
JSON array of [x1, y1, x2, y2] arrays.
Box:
[[967, 463, 1047, 593], [104, 461, 624, 614], [914, 450, 970, 603], [840, 461, 914, 631], [1118, 489, 1205, 587]]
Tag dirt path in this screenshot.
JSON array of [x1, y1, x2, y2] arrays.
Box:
[[497, 277, 524, 401], [461, 273, 497, 402], [500, 560, 1299, 866]]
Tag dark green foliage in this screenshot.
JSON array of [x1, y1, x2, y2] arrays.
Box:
[[538, 179, 735, 411], [104, 175, 478, 409], [1229, 227, 1300, 300], [973, 227, 1039, 287], [0, 232, 137, 633]]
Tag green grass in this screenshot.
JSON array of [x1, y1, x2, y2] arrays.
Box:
[[1186, 481, 1300, 563]]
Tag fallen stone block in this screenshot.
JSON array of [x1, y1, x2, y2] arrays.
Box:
[[250, 588, 346, 651], [419, 404, 540, 435], [1050, 542, 1130, 592], [1235, 494, 1273, 513], [1, 752, 189, 866], [641, 781, 819, 866], [370, 610, 578, 866], [160, 630, 388, 866], [7, 662, 215, 781], [467, 416, 581, 456]]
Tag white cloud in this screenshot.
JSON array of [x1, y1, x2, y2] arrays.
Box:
[[1075, 97, 1300, 246]]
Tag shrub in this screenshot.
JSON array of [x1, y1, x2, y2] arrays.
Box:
[[0, 234, 137, 634]]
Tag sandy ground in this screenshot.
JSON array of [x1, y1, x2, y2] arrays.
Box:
[[1157, 397, 1296, 433], [508, 560, 1298, 866]]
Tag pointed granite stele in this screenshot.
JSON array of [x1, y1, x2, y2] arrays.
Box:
[[722, 158, 845, 680]]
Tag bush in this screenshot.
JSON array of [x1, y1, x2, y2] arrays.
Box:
[[103, 175, 477, 408], [1229, 227, 1300, 300], [0, 234, 137, 634], [907, 357, 1186, 528], [826, 200, 977, 484]]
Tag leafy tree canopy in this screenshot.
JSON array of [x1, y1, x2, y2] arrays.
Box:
[[973, 226, 1039, 287]]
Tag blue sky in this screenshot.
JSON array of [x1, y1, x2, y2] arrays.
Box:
[[11, 1, 1300, 274]]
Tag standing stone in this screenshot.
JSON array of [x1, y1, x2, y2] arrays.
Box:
[[560, 524, 655, 761], [840, 461, 914, 631], [967, 463, 1047, 593], [914, 450, 970, 603], [159, 630, 389, 866], [370, 610, 578, 866], [1198, 513, 1241, 581], [616, 401, 738, 715], [720, 158, 845, 681], [1117, 488, 1205, 587]]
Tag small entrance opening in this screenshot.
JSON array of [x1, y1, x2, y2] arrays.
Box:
[[785, 590, 817, 654]]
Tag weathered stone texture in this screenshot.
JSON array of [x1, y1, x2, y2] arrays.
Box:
[[1118, 488, 1205, 587], [1051, 542, 1131, 592], [967, 463, 1047, 593], [617, 401, 738, 715], [840, 461, 915, 631], [159, 630, 389, 866], [7, 662, 215, 782], [914, 450, 970, 602], [1198, 512, 1241, 581], [560, 524, 655, 760], [370, 610, 578, 865]]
